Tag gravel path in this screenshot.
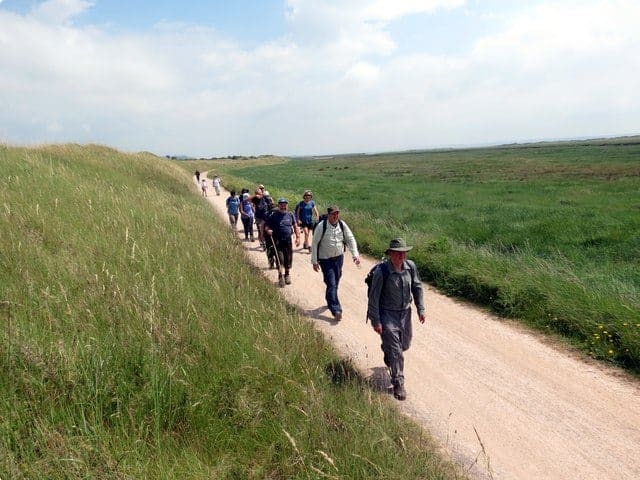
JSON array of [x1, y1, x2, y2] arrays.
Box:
[[200, 175, 640, 480]]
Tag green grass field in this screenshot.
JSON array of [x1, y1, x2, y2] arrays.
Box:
[[0, 144, 462, 479], [195, 137, 640, 372]]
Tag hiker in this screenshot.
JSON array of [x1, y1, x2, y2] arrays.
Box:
[[263, 194, 278, 269], [295, 190, 319, 252], [263, 190, 274, 211], [200, 178, 208, 196], [240, 193, 255, 241], [195, 170, 200, 182], [311, 205, 360, 321], [367, 238, 426, 401], [265, 198, 300, 287], [251, 188, 270, 249], [212, 175, 221, 196], [225, 190, 240, 230]]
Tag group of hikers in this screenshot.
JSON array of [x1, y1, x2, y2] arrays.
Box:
[[195, 170, 221, 197], [199, 171, 426, 401]]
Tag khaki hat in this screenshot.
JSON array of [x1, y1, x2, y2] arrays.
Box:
[[327, 205, 340, 214], [387, 237, 413, 252]]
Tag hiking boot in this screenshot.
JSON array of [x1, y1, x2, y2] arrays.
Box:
[[278, 274, 285, 287], [393, 383, 407, 401], [333, 312, 342, 322], [269, 258, 275, 269], [284, 274, 291, 285]]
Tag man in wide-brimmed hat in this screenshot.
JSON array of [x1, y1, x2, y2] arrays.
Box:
[[367, 237, 426, 401]]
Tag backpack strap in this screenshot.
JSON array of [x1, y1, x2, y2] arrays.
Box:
[[317, 219, 328, 245], [406, 260, 415, 289], [317, 219, 346, 250], [380, 261, 390, 285]]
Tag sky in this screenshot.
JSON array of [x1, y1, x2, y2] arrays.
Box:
[[0, 0, 638, 157]]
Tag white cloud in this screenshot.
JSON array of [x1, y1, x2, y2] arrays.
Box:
[[363, 0, 465, 21], [30, 0, 94, 25], [0, 0, 638, 156], [473, 2, 640, 67], [284, 0, 463, 58], [342, 61, 380, 87]]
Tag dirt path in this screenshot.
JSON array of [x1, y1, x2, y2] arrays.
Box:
[[199, 175, 640, 480]]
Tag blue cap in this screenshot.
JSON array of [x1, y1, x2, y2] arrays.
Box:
[[277, 198, 288, 204]]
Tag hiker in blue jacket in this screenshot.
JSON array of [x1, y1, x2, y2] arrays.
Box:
[[295, 190, 319, 252], [240, 193, 255, 241], [367, 238, 426, 401], [311, 205, 360, 322], [225, 190, 240, 230], [265, 198, 300, 287]]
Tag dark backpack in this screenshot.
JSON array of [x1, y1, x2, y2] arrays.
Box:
[[255, 196, 269, 218], [312, 214, 329, 233]]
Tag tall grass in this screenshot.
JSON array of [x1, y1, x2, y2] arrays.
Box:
[[0, 144, 461, 479], [194, 139, 640, 372]]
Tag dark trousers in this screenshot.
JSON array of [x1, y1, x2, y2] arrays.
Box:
[[319, 255, 344, 315], [241, 216, 254, 239], [380, 308, 413, 387], [275, 237, 293, 272]]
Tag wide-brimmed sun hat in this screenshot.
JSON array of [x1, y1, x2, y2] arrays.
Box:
[[387, 237, 413, 252]]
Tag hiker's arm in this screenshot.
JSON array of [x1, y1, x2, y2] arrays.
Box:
[[292, 214, 301, 246], [310, 223, 321, 265], [342, 223, 360, 260], [295, 204, 302, 224], [409, 261, 426, 321], [367, 269, 384, 329]]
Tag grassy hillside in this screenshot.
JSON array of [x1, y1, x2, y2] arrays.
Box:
[[195, 138, 640, 372], [0, 144, 462, 479]]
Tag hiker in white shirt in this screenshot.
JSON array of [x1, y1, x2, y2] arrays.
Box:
[[311, 205, 360, 321]]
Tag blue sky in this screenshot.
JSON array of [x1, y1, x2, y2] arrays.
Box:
[[0, 0, 638, 157]]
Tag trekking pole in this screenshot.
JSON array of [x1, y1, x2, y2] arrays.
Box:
[[269, 234, 285, 286]]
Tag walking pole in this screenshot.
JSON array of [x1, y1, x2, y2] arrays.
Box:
[[269, 234, 285, 287]]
